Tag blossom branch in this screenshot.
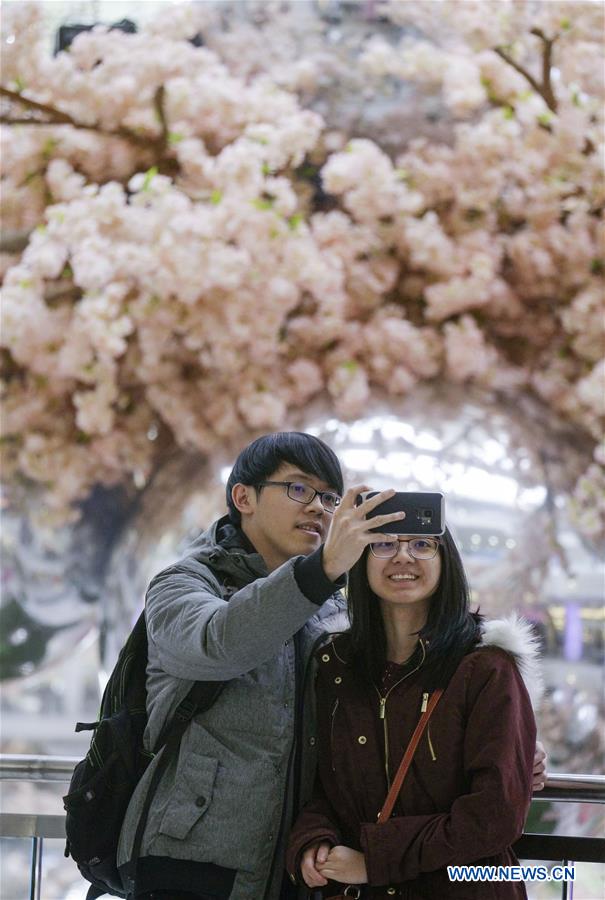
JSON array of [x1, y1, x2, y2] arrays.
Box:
[[531, 27, 558, 112], [153, 85, 169, 153], [494, 28, 558, 113], [0, 229, 32, 254], [45, 285, 82, 305], [0, 86, 166, 152], [0, 86, 74, 123]]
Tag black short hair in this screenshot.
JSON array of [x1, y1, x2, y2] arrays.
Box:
[[226, 431, 344, 526], [347, 527, 482, 690]]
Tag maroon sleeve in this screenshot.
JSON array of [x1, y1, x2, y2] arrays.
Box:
[[286, 775, 342, 879], [359, 651, 537, 886]]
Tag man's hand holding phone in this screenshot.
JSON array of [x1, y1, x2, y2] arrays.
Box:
[[322, 486, 405, 581]]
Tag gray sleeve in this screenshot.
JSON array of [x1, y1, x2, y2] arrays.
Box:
[[145, 556, 323, 681]]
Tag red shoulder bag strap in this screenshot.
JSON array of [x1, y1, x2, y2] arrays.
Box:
[[377, 688, 444, 823]]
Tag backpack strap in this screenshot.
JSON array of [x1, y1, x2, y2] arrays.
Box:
[[85, 887, 106, 900], [121, 680, 225, 897], [153, 681, 221, 753]]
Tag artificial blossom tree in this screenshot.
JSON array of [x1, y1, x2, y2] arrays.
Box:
[[0, 1, 603, 540]]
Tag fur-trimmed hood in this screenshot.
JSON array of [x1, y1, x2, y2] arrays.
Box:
[[321, 611, 543, 710], [479, 612, 544, 710]]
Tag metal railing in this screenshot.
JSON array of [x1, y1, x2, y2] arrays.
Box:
[[0, 754, 80, 782], [1, 755, 604, 900]]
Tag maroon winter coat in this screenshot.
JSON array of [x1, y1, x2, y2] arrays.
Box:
[[287, 626, 537, 899]]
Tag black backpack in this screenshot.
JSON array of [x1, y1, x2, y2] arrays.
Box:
[[63, 610, 224, 899]]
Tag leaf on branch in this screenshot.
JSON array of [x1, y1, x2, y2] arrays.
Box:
[[141, 166, 159, 191], [252, 197, 274, 210]]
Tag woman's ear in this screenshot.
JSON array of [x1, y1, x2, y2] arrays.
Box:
[[231, 482, 257, 519]]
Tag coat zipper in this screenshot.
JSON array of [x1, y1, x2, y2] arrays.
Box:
[[330, 698, 339, 773], [421, 691, 437, 760], [374, 639, 427, 788], [427, 722, 437, 761]]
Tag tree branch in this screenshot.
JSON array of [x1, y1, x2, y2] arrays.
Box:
[[494, 29, 559, 113], [1, 116, 62, 126], [0, 229, 31, 253], [45, 284, 82, 305], [530, 27, 559, 112], [0, 86, 74, 123], [0, 86, 164, 151], [153, 84, 169, 152]]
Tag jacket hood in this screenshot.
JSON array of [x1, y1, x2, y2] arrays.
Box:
[[321, 610, 350, 636], [186, 517, 346, 620], [479, 613, 544, 710], [187, 515, 269, 587], [323, 612, 543, 710]]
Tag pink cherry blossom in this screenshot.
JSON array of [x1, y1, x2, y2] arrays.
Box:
[[0, 0, 602, 537]]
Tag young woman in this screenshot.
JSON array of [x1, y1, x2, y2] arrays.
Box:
[[287, 508, 540, 899]]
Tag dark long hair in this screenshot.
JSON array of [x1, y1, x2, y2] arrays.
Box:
[[347, 527, 482, 691]]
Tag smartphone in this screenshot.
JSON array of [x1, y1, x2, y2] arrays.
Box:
[[356, 491, 445, 536]]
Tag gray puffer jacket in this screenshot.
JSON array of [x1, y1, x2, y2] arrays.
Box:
[[117, 517, 347, 900]]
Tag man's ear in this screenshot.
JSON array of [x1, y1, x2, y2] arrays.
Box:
[[231, 483, 257, 518]]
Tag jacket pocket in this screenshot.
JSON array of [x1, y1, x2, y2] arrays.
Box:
[[158, 751, 218, 841]]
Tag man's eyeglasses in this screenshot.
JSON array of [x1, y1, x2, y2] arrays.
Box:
[[369, 537, 440, 560], [257, 481, 342, 513]]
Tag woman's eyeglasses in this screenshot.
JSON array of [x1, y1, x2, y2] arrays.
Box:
[[369, 537, 440, 560], [257, 481, 342, 513]]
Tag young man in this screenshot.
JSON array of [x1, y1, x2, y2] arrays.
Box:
[[118, 431, 546, 900], [117, 431, 400, 900]]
